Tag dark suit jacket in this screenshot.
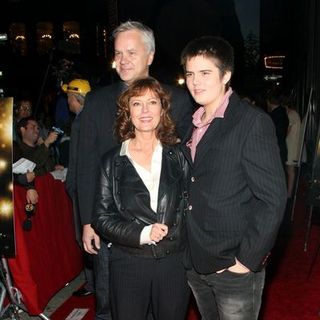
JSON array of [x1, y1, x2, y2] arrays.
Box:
[[65, 113, 81, 242], [77, 81, 194, 225], [181, 92, 287, 274]]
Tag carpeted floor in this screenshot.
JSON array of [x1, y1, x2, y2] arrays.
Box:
[[51, 191, 320, 320]]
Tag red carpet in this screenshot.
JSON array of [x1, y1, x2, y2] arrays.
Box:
[[51, 192, 320, 320]]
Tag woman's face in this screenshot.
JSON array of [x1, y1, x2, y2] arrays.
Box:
[[129, 89, 162, 135]]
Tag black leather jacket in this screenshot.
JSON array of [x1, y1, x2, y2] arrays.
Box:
[[91, 143, 189, 259]]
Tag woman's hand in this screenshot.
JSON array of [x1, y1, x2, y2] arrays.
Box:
[[150, 223, 168, 243]]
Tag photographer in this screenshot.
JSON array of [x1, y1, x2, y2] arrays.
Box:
[[15, 116, 64, 176]]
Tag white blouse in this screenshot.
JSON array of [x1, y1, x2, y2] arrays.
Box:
[[120, 139, 163, 244]]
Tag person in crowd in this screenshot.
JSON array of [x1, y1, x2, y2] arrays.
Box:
[[77, 20, 194, 319], [180, 36, 287, 320], [92, 77, 190, 320], [281, 95, 302, 198], [13, 99, 49, 142], [62, 78, 94, 297], [16, 116, 63, 176], [13, 140, 39, 205], [267, 89, 289, 168], [13, 99, 32, 141]]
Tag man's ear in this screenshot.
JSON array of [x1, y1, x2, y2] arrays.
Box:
[[222, 71, 232, 85], [147, 51, 155, 66]]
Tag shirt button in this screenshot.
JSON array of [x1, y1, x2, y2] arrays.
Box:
[[191, 176, 195, 182], [166, 250, 170, 255], [188, 205, 193, 211]]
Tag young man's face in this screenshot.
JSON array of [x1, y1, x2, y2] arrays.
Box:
[[114, 30, 154, 85], [185, 55, 231, 111]]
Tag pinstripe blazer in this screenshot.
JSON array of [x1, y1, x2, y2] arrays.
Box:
[[181, 92, 287, 274]]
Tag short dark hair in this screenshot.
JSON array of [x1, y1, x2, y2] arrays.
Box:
[[16, 116, 37, 139], [115, 77, 178, 145], [181, 36, 234, 78]]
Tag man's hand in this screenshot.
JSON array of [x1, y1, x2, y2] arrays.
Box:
[[82, 224, 100, 254], [150, 223, 168, 243], [26, 189, 39, 204], [26, 171, 35, 182], [228, 258, 250, 274], [44, 131, 58, 147]]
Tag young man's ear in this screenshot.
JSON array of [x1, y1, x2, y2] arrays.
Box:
[[222, 71, 232, 85]]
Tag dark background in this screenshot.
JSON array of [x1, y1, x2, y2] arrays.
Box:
[[0, 0, 319, 178], [0, 0, 299, 99]]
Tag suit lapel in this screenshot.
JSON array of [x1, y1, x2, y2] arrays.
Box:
[[180, 124, 194, 166], [193, 93, 242, 169]]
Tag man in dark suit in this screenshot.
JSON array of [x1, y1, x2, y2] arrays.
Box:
[[77, 21, 194, 320], [63, 79, 94, 297], [180, 36, 287, 319]]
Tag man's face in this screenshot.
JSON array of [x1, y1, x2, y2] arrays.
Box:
[[185, 55, 231, 111], [114, 30, 154, 85], [67, 94, 82, 114], [21, 120, 40, 145], [17, 101, 32, 119]]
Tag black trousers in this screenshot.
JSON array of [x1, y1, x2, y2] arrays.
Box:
[[110, 247, 190, 320], [93, 241, 112, 320]]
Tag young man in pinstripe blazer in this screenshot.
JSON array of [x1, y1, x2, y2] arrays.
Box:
[[180, 36, 287, 320]]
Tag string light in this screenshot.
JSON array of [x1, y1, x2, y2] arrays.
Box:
[[0, 199, 13, 218], [177, 78, 185, 85], [0, 158, 7, 172]]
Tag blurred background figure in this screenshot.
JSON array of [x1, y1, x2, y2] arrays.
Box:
[[62, 78, 94, 297], [15, 116, 63, 176], [13, 99, 33, 141], [13, 139, 39, 205], [267, 89, 289, 169], [13, 98, 50, 143], [281, 94, 302, 199]]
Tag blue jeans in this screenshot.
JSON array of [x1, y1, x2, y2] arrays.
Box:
[[187, 268, 265, 320], [93, 240, 112, 320]]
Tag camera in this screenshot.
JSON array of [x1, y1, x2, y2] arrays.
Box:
[[51, 126, 64, 135]]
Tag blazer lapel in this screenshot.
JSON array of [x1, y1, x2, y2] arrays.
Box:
[[180, 124, 194, 166], [193, 94, 243, 169], [193, 118, 223, 167]]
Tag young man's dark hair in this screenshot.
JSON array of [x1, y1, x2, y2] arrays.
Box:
[[181, 36, 234, 82]]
